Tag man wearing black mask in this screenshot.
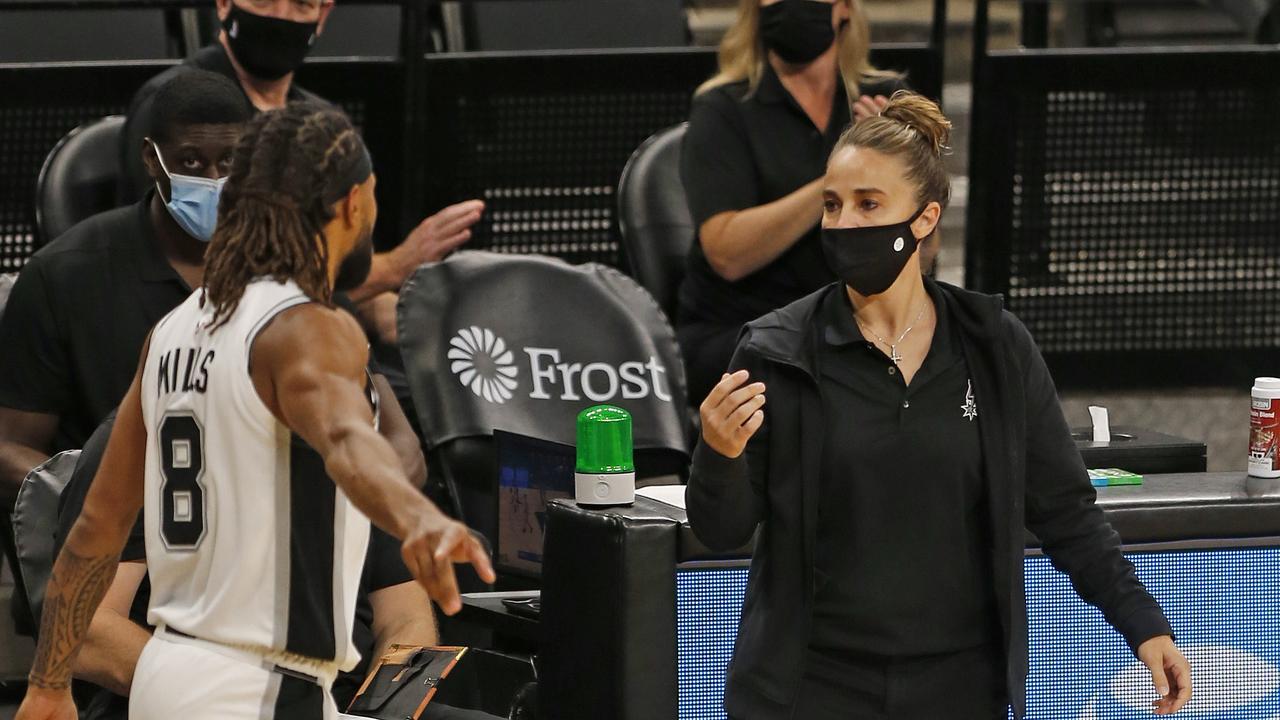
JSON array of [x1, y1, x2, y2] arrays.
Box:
[[120, 0, 485, 310]]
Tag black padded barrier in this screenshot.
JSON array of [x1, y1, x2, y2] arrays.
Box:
[[419, 41, 946, 273], [967, 2, 1280, 389]]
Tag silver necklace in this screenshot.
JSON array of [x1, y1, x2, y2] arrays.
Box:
[[855, 303, 928, 364]]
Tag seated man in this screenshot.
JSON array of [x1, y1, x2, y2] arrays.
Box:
[[0, 70, 253, 516], [120, 0, 486, 313]]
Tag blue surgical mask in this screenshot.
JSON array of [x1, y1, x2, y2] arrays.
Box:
[[150, 141, 226, 243]]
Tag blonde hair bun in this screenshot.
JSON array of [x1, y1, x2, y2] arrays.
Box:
[[879, 90, 951, 158]]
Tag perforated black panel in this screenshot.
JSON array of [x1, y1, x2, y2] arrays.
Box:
[[1010, 87, 1280, 353], [967, 49, 1280, 387], [423, 51, 719, 270], [0, 63, 166, 272], [454, 91, 696, 268]]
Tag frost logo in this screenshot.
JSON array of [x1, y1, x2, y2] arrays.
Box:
[[445, 329, 674, 405], [449, 327, 519, 404]]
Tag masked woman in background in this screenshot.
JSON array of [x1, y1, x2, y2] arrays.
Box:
[[677, 0, 909, 402]]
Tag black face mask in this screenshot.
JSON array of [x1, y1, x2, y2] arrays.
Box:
[[222, 3, 318, 81], [822, 205, 927, 297], [760, 0, 837, 66], [334, 228, 374, 294]]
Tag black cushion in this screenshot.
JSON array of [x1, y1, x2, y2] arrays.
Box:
[[13, 450, 80, 628], [36, 115, 126, 246], [617, 123, 692, 322]]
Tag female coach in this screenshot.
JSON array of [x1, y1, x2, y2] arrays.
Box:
[[686, 92, 1192, 720], [677, 0, 910, 402]]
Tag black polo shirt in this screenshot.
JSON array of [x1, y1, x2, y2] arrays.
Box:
[[0, 196, 189, 451], [810, 283, 1000, 658], [119, 43, 322, 202], [55, 412, 415, 720], [677, 66, 905, 328]]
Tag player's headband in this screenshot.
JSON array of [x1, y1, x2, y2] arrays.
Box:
[[322, 141, 374, 206]]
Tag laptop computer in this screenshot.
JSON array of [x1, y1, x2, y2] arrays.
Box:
[[493, 429, 576, 580]]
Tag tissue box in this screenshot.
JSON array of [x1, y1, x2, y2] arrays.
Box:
[[1071, 426, 1206, 475]]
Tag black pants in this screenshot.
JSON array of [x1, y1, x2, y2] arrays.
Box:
[[736, 643, 1008, 720]]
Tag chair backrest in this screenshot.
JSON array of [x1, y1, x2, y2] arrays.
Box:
[[11, 450, 81, 627], [617, 123, 691, 322], [36, 115, 126, 246], [0, 273, 16, 318], [397, 251, 691, 547], [0, 272, 29, 635]]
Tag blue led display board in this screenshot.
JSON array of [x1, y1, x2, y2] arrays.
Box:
[[676, 546, 1280, 719]]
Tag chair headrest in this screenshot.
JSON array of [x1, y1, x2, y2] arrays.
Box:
[[617, 123, 694, 320], [36, 115, 127, 246], [0, 272, 17, 320], [618, 123, 690, 233], [12, 449, 81, 624], [398, 251, 690, 456]]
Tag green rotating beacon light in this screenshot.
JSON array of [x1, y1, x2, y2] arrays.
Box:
[[575, 405, 635, 506]]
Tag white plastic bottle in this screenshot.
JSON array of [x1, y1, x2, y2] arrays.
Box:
[[1249, 377, 1280, 478]]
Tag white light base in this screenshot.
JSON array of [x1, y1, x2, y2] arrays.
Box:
[[575, 471, 635, 507]]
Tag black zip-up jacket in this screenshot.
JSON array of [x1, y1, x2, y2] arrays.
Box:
[[687, 279, 1173, 720]]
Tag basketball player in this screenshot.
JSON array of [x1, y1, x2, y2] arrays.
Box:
[[16, 103, 495, 720]]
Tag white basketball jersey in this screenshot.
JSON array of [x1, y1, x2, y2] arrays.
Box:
[[140, 278, 371, 671]]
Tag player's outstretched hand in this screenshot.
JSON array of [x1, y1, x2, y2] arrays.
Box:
[[400, 512, 496, 615], [1138, 635, 1192, 715], [15, 688, 77, 720]]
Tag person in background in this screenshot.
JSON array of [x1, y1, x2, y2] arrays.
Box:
[[120, 0, 485, 314], [687, 92, 1192, 719], [677, 0, 912, 402], [0, 71, 252, 517]]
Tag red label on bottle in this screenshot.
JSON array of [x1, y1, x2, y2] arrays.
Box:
[[1250, 397, 1279, 472]]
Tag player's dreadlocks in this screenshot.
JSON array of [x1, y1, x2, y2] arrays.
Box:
[[203, 102, 371, 329]]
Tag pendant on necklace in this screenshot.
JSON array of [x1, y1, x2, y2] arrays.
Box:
[[889, 346, 903, 364]]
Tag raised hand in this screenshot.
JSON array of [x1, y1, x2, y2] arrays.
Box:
[[391, 199, 485, 277], [853, 94, 890, 122], [700, 370, 766, 459]]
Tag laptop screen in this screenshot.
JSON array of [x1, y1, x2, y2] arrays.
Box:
[[494, 429, 576, 578]]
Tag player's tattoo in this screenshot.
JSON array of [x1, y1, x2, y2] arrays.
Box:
[[27, 547, 119, 690]]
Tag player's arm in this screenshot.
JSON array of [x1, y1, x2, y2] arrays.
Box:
[[370, 373, 427, 490], [251, 304, 494, 614], [368, 580, 439, 664], [18, 344, 150, 718], [72, 561, 151, 697]]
